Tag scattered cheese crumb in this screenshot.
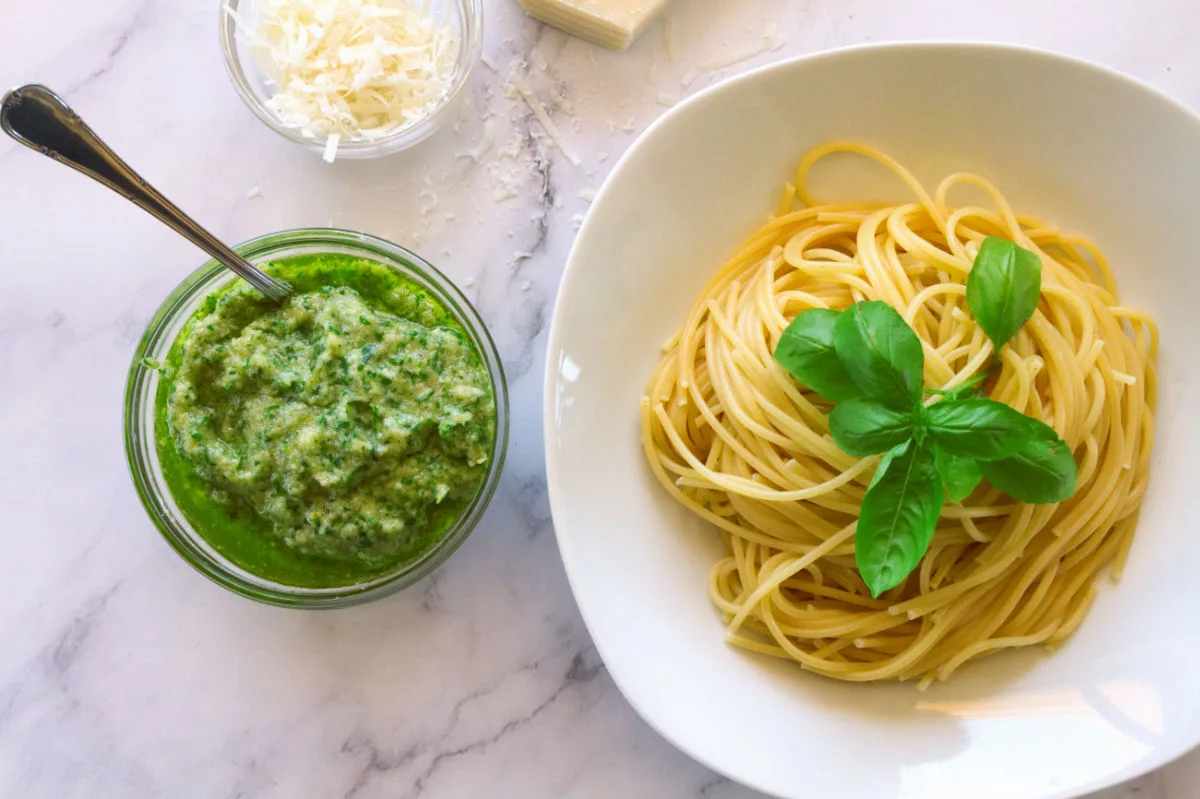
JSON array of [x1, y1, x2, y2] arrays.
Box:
[[598, 152, 608, 162], [463, 276, 476, 287], [681, 23, 786, 87], [511, 74, 581, 166], [554, 93, 575, 115], [245, 186, 262, 199], [420, 188, 439, 214], [621, 117, 637, 132], [663, 13, 678, 61], [227, 0, 459, 142], [457, 119, 495, 162], [480, 53, 497, 72], [323, 133, 340, 163], [656, 93, 679, 107], [521, 280, 532, 291], [456, 98, 471, 131], [578, 188, 597, 202], [571, 213, 585, 230], [531, 49, 549, 70]]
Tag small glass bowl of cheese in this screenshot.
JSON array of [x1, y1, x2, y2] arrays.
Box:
[[220, 0, 482, 160]]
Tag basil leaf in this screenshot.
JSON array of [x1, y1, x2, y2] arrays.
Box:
[[924, 398, 1054, 460], [966, 236, 1042, 352], [773, 309, 862, 402], [933, 447, 982, 503], [855, 439, 944, 597], [832, 301, 924, 403], [829, 398, 917, 456], [979, 435, 1078, 504], [869, 440, 910, 489]]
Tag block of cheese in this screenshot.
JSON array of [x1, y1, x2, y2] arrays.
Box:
[[516, 0, 671, 51]]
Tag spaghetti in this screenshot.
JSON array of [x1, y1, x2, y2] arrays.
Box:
[[640, 142, 1158, 684]]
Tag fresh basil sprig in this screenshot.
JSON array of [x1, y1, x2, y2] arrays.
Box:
[[967, 235, 1043, 352], [830, 398, 917, 456], [772, 237, 1077, 597], [924, 398, 1053, 460], [773, 308, 862, 402], [933, 448, 982, 503], [833, 302, 924, 403], [855, 438, 944, 597]]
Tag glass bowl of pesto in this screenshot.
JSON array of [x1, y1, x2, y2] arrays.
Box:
[[124, 228, 508, 608]]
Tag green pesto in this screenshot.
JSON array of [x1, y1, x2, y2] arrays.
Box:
[[154, 253, 495, 588]]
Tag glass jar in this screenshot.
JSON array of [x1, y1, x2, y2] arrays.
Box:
[[219, 0, 483, 158], [124, 228, 508, 607]]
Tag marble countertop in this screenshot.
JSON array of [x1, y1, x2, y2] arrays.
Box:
[[1, 1, 1198, 796]]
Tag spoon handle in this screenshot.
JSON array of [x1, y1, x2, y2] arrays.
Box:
[[1, 84, 290, 301]]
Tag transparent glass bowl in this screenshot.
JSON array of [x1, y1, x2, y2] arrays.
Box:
[[124, 229, 508, 608], [219, 0, 482, 158]]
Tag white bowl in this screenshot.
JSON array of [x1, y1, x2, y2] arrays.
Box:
[[544, 43, 1200, 799]]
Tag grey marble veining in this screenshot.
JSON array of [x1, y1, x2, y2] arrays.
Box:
[[1, 0, 1199, 796]]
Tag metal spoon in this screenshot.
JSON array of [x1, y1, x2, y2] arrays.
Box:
[[0, 84, 291, 301]]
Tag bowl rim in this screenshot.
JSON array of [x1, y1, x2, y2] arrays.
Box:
[[543, 40, 1200, 799], [126, 227, 509, 608], [217, 0, 484, 158]]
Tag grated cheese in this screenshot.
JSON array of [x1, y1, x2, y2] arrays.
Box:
[[323, 133, 341, 163], [511, 74, 581, 166], [682, 23, 786, 87], [456, 118, 495, 162], [662, 13, 677, 61], [227, 0, 459, 148], [420, 188, 438, 214]]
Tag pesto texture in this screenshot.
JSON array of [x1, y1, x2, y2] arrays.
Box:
[[156, 253, 495, 586]]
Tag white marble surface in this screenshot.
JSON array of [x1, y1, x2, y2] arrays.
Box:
[[2, 1, 1199, 796]]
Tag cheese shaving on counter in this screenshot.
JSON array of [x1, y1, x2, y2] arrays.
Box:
[[510, 74, 581, 166], [227, 0, 459, 153], [682, 23, 785, 87]]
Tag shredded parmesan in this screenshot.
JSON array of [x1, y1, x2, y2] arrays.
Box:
[[323, 133, 341, 163], [457, 119, 495, 162], [227, 0, 459, 145], [682, 23, 785, 87], [420, 188, 438, 214], [511, 74, 581, 166], [662, 13, 677, 61]]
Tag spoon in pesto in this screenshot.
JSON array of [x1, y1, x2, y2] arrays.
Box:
[[0, 84, 292, 301]]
